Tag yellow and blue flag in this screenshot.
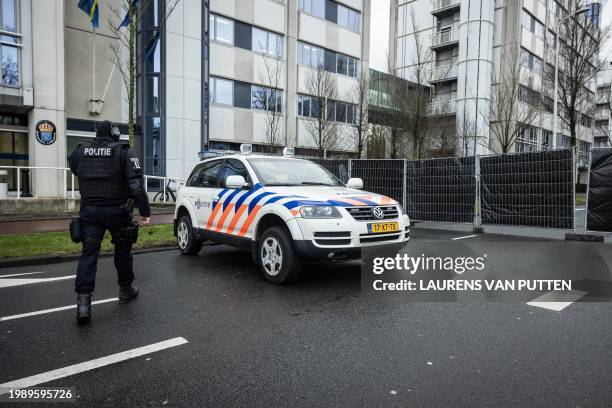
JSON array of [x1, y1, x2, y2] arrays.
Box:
[[78, 0, 99, 28], [118, 0, 140, 29]]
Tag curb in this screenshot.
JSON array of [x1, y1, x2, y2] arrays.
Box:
[[0, 246, 177, 269], [565, 233, 605, 242]]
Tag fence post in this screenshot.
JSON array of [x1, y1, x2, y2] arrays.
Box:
[[163, 177, 167, 203], [71, 173, 75, 199], [348, 159, 352, 180], [402, 159, 407, 210], [63, 169, 67, 198], [473, 155, 483, 233], [16, 167, 20, 199]]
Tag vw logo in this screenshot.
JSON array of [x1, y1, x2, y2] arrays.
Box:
[[372, 206, 385, 219]]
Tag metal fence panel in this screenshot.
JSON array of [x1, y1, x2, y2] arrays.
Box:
[[351, 159, 405, 206], [405, 157, 475, 223], [309, 159, 351, 184], [586, 147, 612, 232], [480, 150, 574, 229]]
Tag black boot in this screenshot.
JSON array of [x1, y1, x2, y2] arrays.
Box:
[[77, 293, 92, 324], [119, 286, 139, 304]]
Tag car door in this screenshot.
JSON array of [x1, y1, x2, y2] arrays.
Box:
[[212, 159, 253, 234], [192, 159, 223, 230]]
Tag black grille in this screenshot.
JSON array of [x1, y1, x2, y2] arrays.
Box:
[[314, 232, 351, 238], [315, 239, 352, 246], [346, 205, 399, 221], [360, 232, 402, 243]]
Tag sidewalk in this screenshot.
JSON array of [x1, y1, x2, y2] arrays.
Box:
[[0, 206, 174, 234]]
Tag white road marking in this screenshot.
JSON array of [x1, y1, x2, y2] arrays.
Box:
[[0, 272, 44, 278], [0, 275, 75, 289], [526, 290, 588, 312], [452, 235, 478, 241], [0, 337, 189, 393], [0, 298, 118, 322]]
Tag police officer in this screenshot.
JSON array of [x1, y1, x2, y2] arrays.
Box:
[[69, 121, 150, 324]]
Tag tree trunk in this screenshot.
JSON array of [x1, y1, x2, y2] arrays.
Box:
[[128, 16, 136, 147]]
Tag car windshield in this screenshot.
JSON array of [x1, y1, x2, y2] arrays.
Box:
[[248, 158, 344, 187]]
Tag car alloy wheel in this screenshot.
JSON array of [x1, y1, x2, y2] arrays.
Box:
[[261, 236, 283, 276], [177, 220, 189, 250]]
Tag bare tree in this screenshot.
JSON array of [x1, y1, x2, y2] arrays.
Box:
[[255, 53, 284, 153], [348, 70, 370, 158], [303, 65, 339, 157], [552, 0, 611, 151], [108, 0, 180, 146], [367, 124, 387, 158], [403, 7, 432, 160], [385, 58, 411, 159], [487, 47, 541, 153]]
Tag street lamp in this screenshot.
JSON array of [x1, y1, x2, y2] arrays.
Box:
[[552, 7, 590, 148]]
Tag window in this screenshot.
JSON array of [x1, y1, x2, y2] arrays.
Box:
[[210, 77, 233, 105], [337, 4, 360, 32], [297, 42, 324, 68], [541, 130, 553, 150], [579, 140, 591, 167], [297, 95, 320, 118], [210, 14, 233, 44], [520, 48, 542, 75], [299, 0, 325, 18], [519, 85, 540, 107], [516, 125, 539, 152], [581, 114, 592, 129], [251, 85, 282, 112], [219, 159, 251, 187], [187, 160, 222, 188], [522, 10, 544, 39], [336, 53, 357, 77], [546, 30, 556, 49], [252, 27, 283, 58], [0, 0, 19, 86]]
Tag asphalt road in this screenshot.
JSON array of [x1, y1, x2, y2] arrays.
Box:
[[0, 228, 611, 407]]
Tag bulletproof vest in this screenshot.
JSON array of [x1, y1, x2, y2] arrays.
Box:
[[77, 140, 129, 201]]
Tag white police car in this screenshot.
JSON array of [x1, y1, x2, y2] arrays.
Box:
[[174, 146, 410, 284]]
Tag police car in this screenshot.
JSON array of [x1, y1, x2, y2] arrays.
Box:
[[173, 145, 410, 284]]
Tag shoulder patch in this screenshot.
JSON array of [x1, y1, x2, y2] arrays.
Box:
[[130, 157, 141, 170]]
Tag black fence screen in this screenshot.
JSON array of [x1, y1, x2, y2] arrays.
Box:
[[405, 157, 475, 223], [351, 160, 405, 205], [308, 150, 574, 229], [480, 150, 574, 229], [586, 148, 612, 232]]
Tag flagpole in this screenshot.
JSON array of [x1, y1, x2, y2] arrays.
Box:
[[91, 26, 96, 102]]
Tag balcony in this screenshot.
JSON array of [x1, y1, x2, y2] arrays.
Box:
[[431, 0, 460, 16], [426, 100, 456, 116], [431, 24, 460, 50], [428, 64, 458, 83]]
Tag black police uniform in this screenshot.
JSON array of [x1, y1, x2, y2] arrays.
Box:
[[68, 121, 150, 322]]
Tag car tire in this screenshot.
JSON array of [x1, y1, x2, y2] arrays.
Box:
[[258, 226, 303, 284], [176, 215, 202, 255]]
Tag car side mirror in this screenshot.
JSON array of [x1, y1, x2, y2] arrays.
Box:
[[226, 175, 247, 189], [347, 178, 363, 190]]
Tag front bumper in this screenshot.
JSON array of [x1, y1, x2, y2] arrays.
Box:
[[294, 239, 408, 261], [292, 213, 410, 261]]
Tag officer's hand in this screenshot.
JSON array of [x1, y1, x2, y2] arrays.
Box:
[[140, 216, 151, 226]]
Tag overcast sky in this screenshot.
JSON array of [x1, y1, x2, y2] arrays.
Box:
[[369, 0, 612, 71]]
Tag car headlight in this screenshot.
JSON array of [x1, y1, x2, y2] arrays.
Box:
[[299, 206, 342, 218], [397, 203, 406, 215]]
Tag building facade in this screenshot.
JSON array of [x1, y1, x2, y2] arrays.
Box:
[[0, 0, 370, 197], [594, 63, 612, 148], [158, 0, 371, 182], [0, 0, 128, 197], [391, 0, 601, 172]]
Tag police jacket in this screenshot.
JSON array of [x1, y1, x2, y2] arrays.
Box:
[[69, 136, 151, 217]]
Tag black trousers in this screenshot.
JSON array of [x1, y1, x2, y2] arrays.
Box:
[[75, 205, 134, 294]]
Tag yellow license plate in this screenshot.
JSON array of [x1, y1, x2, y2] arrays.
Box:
[[368, 222, 399, 234]]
